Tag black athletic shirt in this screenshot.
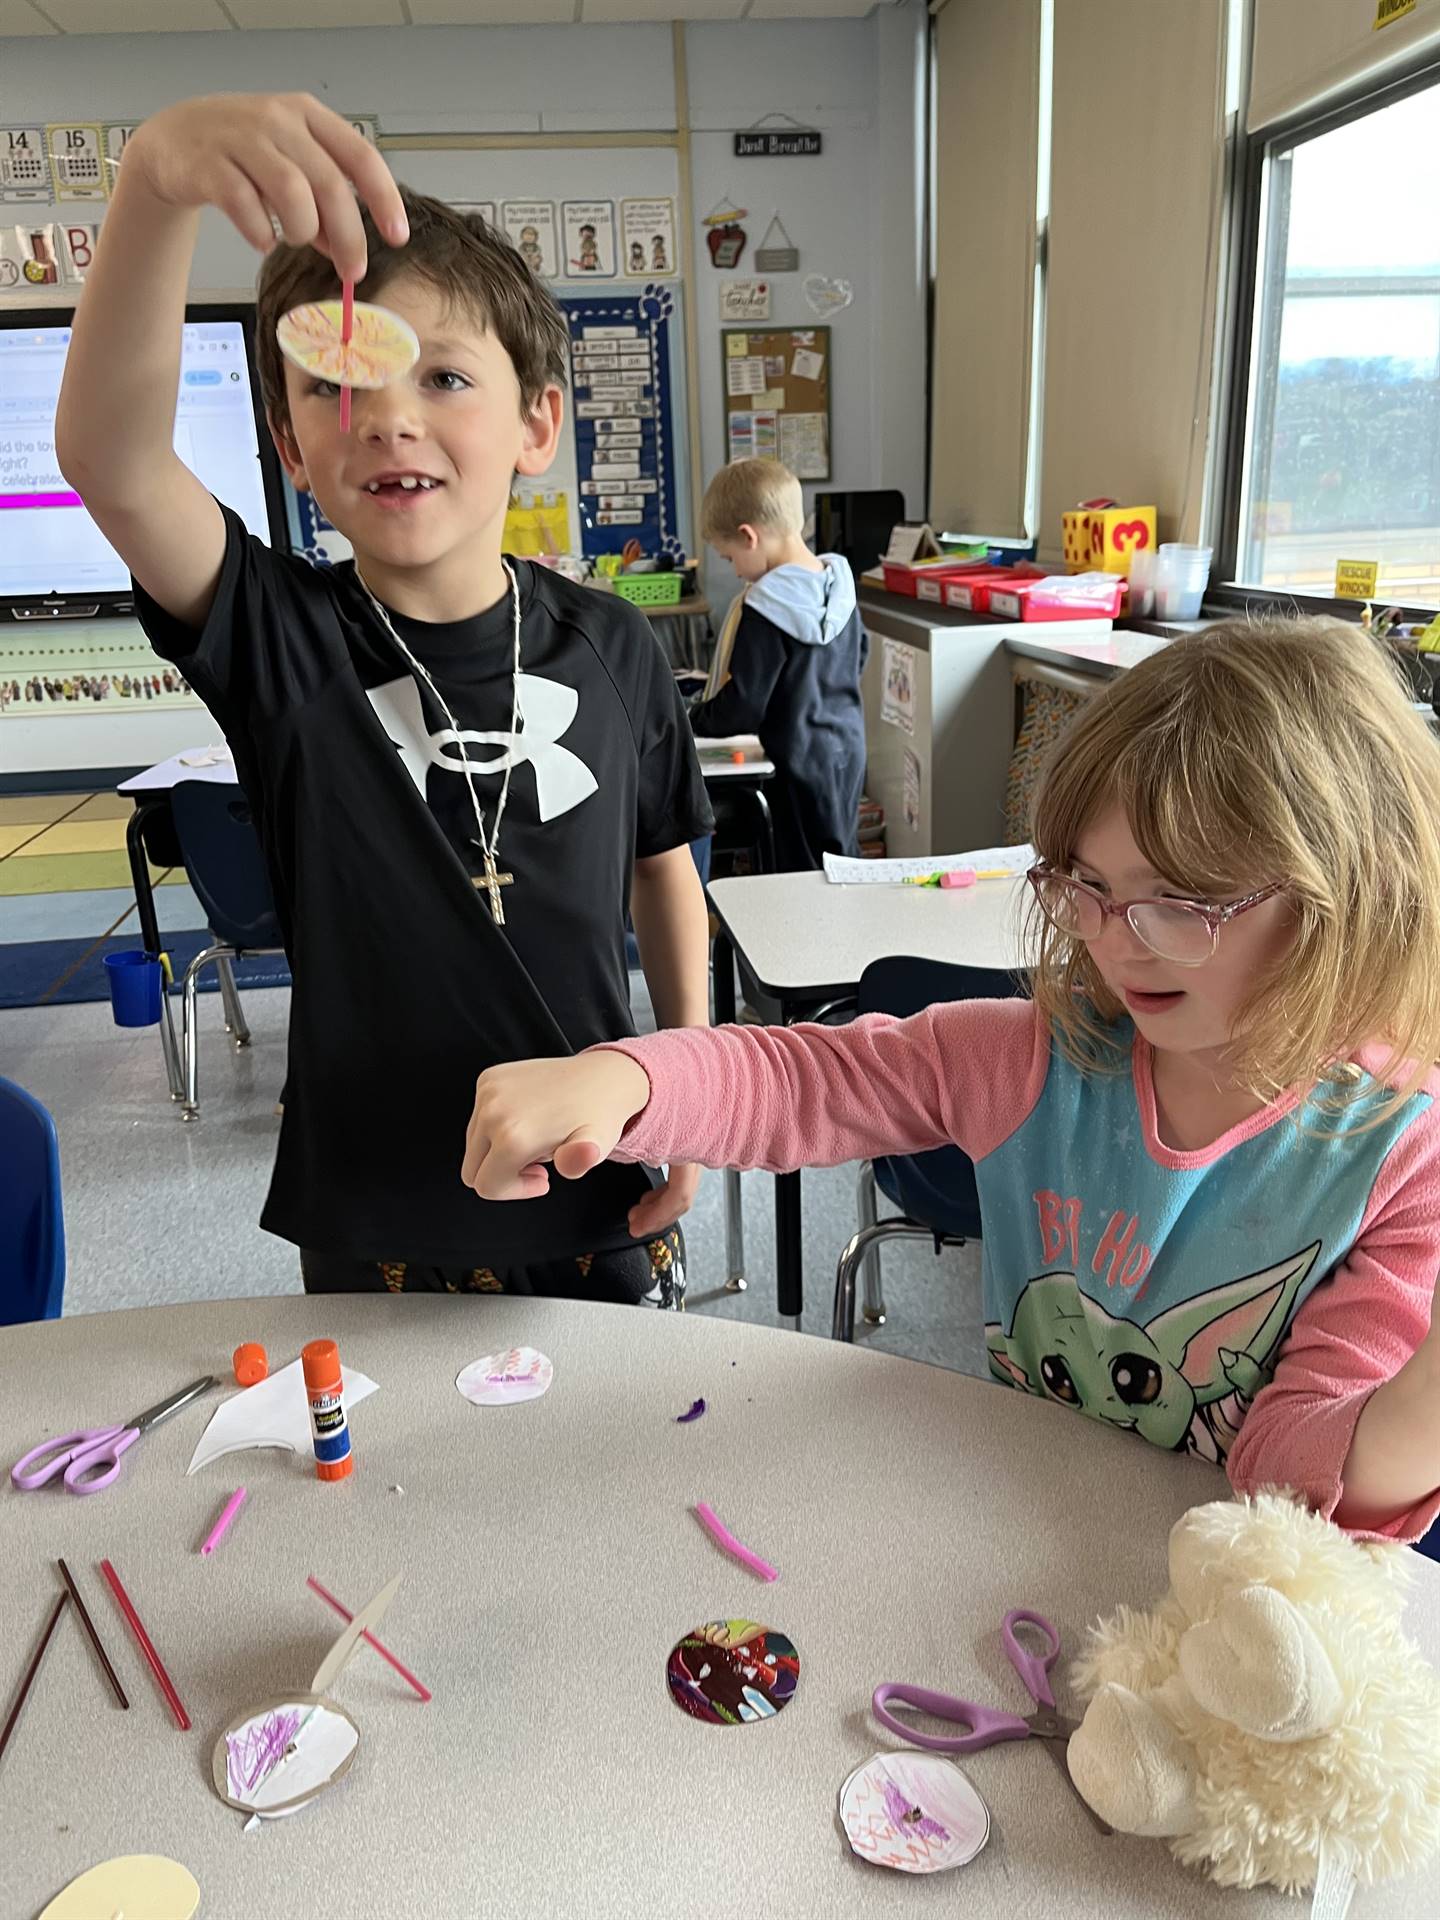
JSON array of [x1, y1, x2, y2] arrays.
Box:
[[135, 506, 712, 1263]]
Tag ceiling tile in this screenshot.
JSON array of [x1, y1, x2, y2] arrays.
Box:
[[226, 0, 407, 26], [38, 0, 229, 30], [406, 1, 577, 24], [746, 1, 886, 17], [0, 1, 58, 34], [581, 2, 745, 21]]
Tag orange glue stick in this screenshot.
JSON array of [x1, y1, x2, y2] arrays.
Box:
[[302, 1338, 353, 1482]]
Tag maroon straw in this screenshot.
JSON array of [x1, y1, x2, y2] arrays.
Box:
[[0, 1592, 68, 1768]]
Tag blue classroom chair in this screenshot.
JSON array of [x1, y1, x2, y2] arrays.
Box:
[[0, 1075, 65, 1324]]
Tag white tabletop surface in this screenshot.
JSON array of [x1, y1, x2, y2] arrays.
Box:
[[1005, 631, 1174, 676], [7, 1295, 1432, 1919], [695, 733, 776, 779], [707, 871, 1030, 998], [118, 746, 236, 794]]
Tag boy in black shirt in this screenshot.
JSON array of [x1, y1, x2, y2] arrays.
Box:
[[690, 459, 867, 871], [56, 93, 712, 1303]]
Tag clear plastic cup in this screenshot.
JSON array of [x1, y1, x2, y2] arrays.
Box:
[[1128, 547, 1158, 617], [1154, 544, 1212, 620]]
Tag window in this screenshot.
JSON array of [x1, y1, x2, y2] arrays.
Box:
[[1231, 70, 1440, 608]]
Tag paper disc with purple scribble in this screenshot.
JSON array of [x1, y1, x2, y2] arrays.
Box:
[[666, 1620, 800, 1725], [456, 1347, 554, 1406], [211, 1694, 360, 1818], [839, 1751, 990, 1872]]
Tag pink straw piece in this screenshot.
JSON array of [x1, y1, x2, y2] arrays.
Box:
[[339, 278, 355, 434], [306, 1576, 431, 1703], [693, 1501, 779, 1583], [199, 1487, 248, 1557]]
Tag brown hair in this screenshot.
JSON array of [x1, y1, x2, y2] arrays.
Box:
[[255, 187, 569, 429], [1026, 615, 1440, 1124], [701, 458, 805, 542]]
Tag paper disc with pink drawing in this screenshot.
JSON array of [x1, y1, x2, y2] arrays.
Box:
[[456, 1347, 554, 1406], [275, 299, 419, 388], [839, 1751, 990, 1873]]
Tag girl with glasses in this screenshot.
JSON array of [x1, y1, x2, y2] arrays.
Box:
[[464, 618, 1440, 1544]]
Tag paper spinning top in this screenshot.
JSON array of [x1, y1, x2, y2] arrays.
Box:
[[276, 298, 419, 390]]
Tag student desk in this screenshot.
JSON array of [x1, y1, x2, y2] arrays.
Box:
[[696, 734, 777, 876], [9, 1294, 1433, 1919], [707, 871, 1028, 1323]]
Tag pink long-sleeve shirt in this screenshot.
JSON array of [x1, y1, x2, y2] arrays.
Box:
[[605, 1000, 1440, 1542]]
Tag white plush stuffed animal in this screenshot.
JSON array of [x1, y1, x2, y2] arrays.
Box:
[[1066, 1492, 1440, 1897]]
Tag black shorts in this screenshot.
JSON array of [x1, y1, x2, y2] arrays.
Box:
[[299, 1225, 686, 1310]]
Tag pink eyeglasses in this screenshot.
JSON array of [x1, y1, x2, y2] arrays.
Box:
[[1027, 866, 1282, 967]]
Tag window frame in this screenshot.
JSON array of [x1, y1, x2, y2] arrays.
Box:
[[1215, 51, 1440, 619]]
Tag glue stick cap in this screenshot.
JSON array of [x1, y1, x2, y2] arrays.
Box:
[[233, 1341, 268, 1387], [302, 1338, 341, 1390]]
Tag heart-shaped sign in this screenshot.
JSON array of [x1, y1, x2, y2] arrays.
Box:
[[803, 273, 853, 317]]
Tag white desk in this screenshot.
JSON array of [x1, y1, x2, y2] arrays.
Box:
[[695, 733, 776, 780], [118, 746, 235, 794], [8, 1294, 1432, 1919], [708, 870, 1028, 1001]]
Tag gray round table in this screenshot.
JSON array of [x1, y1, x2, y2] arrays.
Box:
[[2, 1296, 1435, 1919]]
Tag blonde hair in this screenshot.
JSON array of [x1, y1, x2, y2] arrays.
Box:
[[701, 458, 804, 542], [1027, 615, 1440, 1125]]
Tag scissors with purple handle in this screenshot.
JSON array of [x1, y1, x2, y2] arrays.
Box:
[[873, 1607, 1112, 1836], [11, 1375, 215, 1496]]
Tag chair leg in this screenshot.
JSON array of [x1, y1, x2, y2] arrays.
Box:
[[158, 982, 184, 1102], [856, 1161, 886, 1326], [833, 1219, 951, 1342], [216, 953, 251, 1047], [723, 1167, 747, 1292], [179, 943, 229, 1122]]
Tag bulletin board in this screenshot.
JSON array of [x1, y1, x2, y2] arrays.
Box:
[[720, 325, 831, 481]]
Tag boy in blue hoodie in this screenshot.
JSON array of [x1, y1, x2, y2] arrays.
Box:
[[690, 459, 868, 871]]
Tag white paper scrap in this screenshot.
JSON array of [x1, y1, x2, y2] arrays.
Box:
[[187, 1356, 378, 1474]]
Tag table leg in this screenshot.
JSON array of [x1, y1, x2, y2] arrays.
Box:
[[710, 927, 747, 1292], [127, 798, 184, 1101], [775, 1168, 803, 1327]]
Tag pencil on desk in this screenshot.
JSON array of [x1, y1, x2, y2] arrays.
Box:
[[100, 1558, 190, 1731]]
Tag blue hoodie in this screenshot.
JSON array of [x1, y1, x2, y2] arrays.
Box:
[[690, 553, 869, 871]]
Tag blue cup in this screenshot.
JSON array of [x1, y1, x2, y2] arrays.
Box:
[[104, 950, 164, 1028]]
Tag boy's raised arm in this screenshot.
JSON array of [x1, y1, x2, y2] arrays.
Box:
[[54, 93, 407, 629]]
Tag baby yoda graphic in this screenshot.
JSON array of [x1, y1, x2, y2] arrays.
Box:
[[985, 1243, 1321, 1458]]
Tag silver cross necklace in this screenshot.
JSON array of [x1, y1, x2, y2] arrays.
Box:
[[357, 561, 523, 926]]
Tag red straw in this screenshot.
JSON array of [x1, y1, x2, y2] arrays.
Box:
[[339, 278, 354, 434], [99, 1558, 190, 1731], [306, 1576, 431, 1702]]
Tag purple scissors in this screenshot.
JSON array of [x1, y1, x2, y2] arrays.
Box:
[[873, 1607, 1112, 1836], [11, 1374, 215, 1497]]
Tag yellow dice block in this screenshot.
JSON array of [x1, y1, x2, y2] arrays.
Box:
[[1061, 504, 1157, 576]]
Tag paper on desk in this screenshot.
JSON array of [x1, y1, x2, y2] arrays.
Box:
[[186, 1356, 377, 1474], [178, 744, 233, 769], [822, 844, 1034, 886]]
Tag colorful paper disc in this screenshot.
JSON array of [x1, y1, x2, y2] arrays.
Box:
[[666, 1619, 799, 1725], [275, 299, 419, 388], [839, 1751, 990, 1873]]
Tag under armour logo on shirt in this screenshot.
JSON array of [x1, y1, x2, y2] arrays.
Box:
[[367, 674, 599, 823]]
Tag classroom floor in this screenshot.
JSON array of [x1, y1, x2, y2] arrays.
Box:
[[2, 798, 990, 1368]]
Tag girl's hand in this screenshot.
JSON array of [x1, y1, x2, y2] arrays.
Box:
[[461, 1052, 652, 1202], [125, 93, 408, 280]]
